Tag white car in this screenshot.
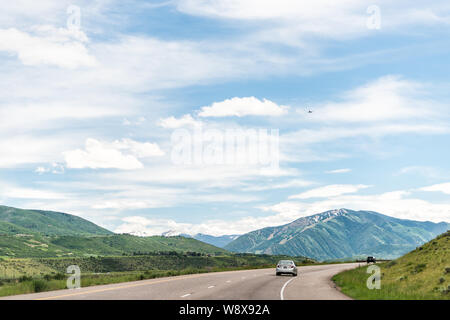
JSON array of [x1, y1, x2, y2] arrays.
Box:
[[276, 260, 298, 276]]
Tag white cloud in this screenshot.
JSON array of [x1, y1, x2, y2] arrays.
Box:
[[263, 190, 450, 224], [176, 1, 450, 42], [302, 76, 436, 123], [280, 75, 450, 163], [35, 167, 49, 174], [198, 97, 289, 117], [158, 114, 203, 128], [421, 182, 450, 195], [325, 168, 351, 174], [112, 187, 450, 236], [0, 27, 96, 69], [64, 138, 151, 170], [289, 184, 370, 200], [112, 138, 165, 158]]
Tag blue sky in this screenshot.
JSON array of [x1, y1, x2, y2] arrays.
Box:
[[1, 1, 450, 235]]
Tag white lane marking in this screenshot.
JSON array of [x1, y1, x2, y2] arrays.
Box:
[[226, 280, 231, 283], [241, 276, 246, 279], [180, 293, 191, 298], [208, 285, 215, 289], [280, 278, 296, 300]]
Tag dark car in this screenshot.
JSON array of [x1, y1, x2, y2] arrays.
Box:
[[367, 256, 376, 264]]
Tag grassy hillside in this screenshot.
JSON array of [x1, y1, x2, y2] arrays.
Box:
[[49, 234, 229, 256], [0, 205, 112, 236], [226, 209, 449, 260], [0, 205, 231, 258], [0, 233, 229, 258], [333, 231, 449, 299]]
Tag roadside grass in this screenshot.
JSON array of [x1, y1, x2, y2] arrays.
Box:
[[333, 231, 450, 300], [0, 264, 281, 297], [0, 253, 317, 297]]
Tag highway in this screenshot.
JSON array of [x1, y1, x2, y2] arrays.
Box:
[[2, 263, 359, 300]]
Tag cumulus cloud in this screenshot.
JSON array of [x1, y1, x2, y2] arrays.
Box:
[[158, 114, 203, 128], [198, 97, 289, 117], [63, 138, 164, 170], [112, 138, 165, 158]]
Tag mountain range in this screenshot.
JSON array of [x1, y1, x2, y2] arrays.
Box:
[[189, 233, 241, 248], [224, 209, 449, 261], [133, 230, 240, 248], [1, 205, 448, 261]]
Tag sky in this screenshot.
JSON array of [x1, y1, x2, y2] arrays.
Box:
[[1, 0, 450, 236]]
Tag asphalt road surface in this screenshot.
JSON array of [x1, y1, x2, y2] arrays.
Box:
[[2, 263, 359, 300]]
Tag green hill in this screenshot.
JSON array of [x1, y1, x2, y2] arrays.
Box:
[[0, 233, 229, 258], [49, 234, 229, 256], [0, 205, 112, 236], [0, 205, 228, 258], [333, 230, 450, 299], [225, 209, 449, 260]]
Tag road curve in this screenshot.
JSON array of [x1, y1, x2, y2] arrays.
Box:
[[1, 263, 359, 300]]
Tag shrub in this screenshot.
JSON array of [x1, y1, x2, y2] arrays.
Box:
[[445, 267, 450, 274], [18, 275, 32, 283], [413, 263, 427, 274], [439, 277, 445, 284], [32, 280, 48, 293], [386, 260, 397, 268], [53, 273, 66, 280]]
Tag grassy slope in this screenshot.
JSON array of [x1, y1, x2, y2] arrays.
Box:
[[49, 234, 229, 256], [0, 234, 229, 258], [0, 205, 230, 259], [333, 231, 449, 299], [0, 205, 112, 236]]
